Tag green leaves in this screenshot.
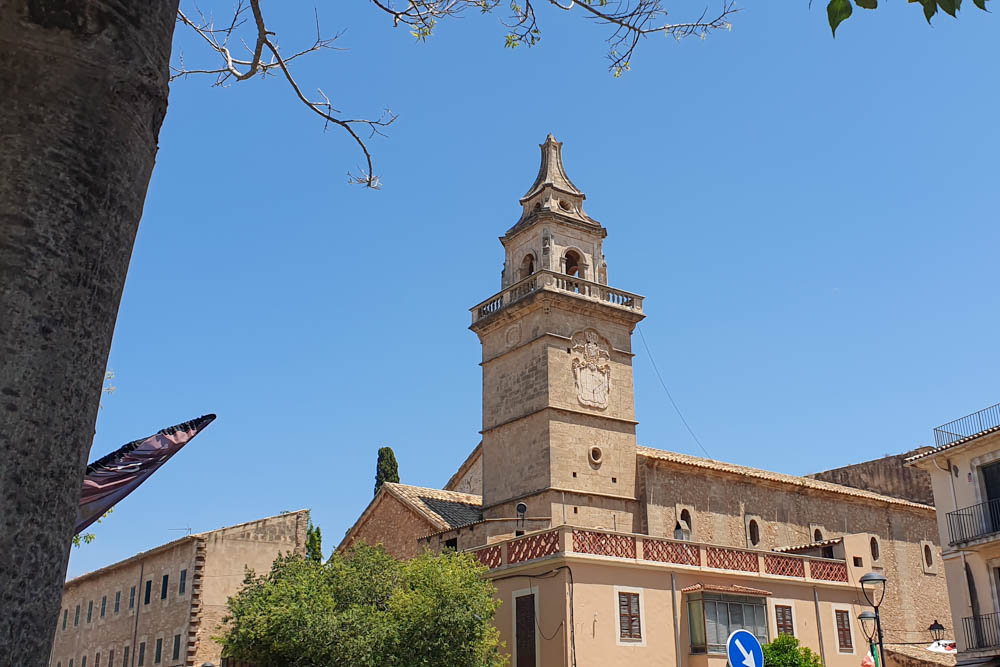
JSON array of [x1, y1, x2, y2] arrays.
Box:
[[828, 0, 987, 35], [763, 634, 825, 667], [827, 0, 853, 36], [218, 543, 504, 667]]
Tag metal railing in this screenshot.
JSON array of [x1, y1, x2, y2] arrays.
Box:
[[935, 403, 1000, 448], [947, 498, 1000, 545], [963, 612, 1000, 651]]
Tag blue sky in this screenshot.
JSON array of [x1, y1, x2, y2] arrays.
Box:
[[68, 1, 999, 577]]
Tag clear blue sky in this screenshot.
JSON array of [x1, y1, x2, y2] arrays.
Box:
[[69, 1, 999, 577]]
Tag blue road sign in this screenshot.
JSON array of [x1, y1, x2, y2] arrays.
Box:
[[727, 629, 764, 667]]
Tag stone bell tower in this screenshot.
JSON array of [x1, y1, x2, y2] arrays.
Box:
[[469, 135, 646, 532]]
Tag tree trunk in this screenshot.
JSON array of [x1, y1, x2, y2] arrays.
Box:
[[0, 2, 178, 663]]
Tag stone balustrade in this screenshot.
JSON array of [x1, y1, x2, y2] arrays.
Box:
[[470, 270, 644, 324], [467, 525, 850, 585]]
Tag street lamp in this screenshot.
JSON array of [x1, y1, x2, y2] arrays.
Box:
[[858, 611, 879, 667], [929, 620, 946, 642], [859, 572, 888, 667]]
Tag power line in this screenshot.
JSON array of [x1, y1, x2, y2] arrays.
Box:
[[637, 324, 712, 459]]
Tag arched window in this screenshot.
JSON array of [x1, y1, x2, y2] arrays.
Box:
[[519, 254, 535, 281], [870, 537, 880, 561], [564, 250, 581, 277], [814, 528, 823, 542], [924, 544, 933, 567], [674, 508, 693, 541], [749, 520, 760, 546]]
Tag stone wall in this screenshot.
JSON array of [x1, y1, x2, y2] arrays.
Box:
[[341, 492, 436, 559], [808, 449, 935, 506]]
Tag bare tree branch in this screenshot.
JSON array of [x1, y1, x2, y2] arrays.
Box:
[[173, 0, 737, 188]]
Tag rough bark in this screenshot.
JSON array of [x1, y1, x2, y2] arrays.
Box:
[[0, 1, 178, 663]]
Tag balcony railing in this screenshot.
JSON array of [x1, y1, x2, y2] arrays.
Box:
[[467, 526, 849, 584], [947, 498, 1000, 545], [935, 403, 1000, 448], [470, 270, 644, 324], [963, 612, 1000, 651]]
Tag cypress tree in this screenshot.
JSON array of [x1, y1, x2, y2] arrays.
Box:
[[305, 522, 322, 563], [375, 447, 400, 496]]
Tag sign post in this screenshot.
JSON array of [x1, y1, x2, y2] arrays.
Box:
[[727, 630, 764, 667]]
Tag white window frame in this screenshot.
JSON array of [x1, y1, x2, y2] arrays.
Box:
[[771, 600, 797, 638], [831, 606, 856, 655], [511, 586, 540, 667], [613, 585, 647, 647]]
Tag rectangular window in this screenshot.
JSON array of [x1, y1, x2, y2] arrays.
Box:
[[137, 642, 145, 667], [81, 656, 86, 667], [129, 586, 135, 609], [179, 569, 187, 595], [154, 638, 162, 664], [69, 659, 73, 667], [101, 595, 107, 618], [87, 600, 93, 623], [108, 649, 114, 667], [144, 580, 152, 605], [74, 605, 80, 626], [688, 593, 768, 653], [160, 575, 168, 600], [114, 591, 120, 614], [95, 653, 100, 667], [776, 605, 794, 636], [835, 610, 853, 651], [62, 609, 67, 630], [122, 646, 129, 667], [172, 634, 181, 661], [618, 592, 642, 640]]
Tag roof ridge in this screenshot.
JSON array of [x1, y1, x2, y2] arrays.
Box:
[[637, 445, 932, 511]]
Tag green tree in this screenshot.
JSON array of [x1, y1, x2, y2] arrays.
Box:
[[827, 0, 989, 37], [763, 634, 825, 667], [219, 542, 504, 667], [305, 521, 323, 563], [375, 446, 401, 496]]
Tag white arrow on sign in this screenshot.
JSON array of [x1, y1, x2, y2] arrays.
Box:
[[734, 638, 756, 667]]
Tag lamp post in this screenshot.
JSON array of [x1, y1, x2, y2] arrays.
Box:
[[929, 620, 946, 643], [859, 611, 879, 667], [860, 572, 888, 667]]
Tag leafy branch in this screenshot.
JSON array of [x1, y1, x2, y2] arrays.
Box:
[[827, 0, 990, 37]]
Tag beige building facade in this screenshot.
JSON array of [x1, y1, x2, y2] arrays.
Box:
[[340, 136, 952, 667], [50, 511, 308, 667], [909, 405, 1000, 666]]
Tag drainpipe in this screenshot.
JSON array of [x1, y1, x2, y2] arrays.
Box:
[[813, 586, 828, 666], [671, 573, 682, 667], [131, 562, 144, 667]]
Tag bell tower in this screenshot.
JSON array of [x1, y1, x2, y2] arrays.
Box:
[[470, 135, 646, 532]]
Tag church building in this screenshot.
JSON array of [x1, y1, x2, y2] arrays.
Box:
[[340, 136, 952, 667]]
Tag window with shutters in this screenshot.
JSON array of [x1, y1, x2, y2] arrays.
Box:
[[63, 609, 68, 630], [688, 593, 768, 653], [114, 591, 120, 614], [74, 605, 80, 626], [87, 600, 93, 623], [129, 586, 135, 610], [775, 605, 794, 636], [619, 593, 642, 640], [101, 595, 107, 618], [835, 610, 854, 652], [514, 592, 537, 667]]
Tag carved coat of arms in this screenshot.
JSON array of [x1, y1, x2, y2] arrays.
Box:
[[571, 329, 611, 409]]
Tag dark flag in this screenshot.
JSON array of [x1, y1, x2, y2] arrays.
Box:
[[75, 414, 216, 535]]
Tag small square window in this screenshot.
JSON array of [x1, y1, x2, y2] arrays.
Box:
[[853, 556, 863, 567], [612, 477, 617, 484]]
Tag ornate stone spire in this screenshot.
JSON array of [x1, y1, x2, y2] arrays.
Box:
[[516, 134, 595, 225], [521, 134, 585, 202]]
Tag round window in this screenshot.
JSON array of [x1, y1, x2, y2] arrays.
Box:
[[589, 446, 603, 465], [559, 199, 573, 212], [924, 544, 933, 567], [870, 537, 880, 561]]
